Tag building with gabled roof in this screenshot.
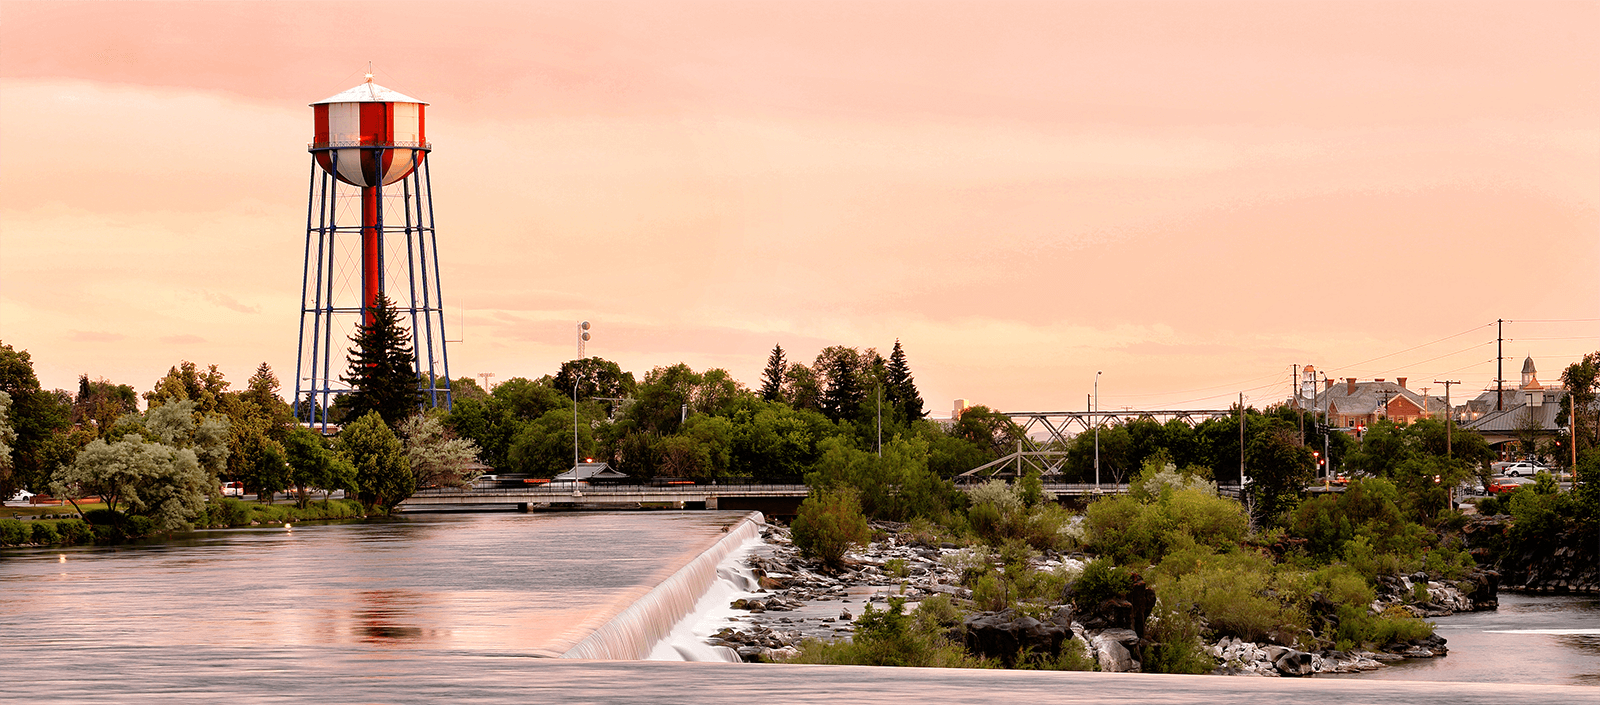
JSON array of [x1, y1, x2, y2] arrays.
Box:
[[1461, 356, 1568, 451]]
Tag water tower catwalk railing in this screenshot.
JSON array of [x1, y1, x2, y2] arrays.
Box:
[[293, 144, 452, 430]]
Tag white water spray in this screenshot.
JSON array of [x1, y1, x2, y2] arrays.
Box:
[[561, 512, 765, 661]]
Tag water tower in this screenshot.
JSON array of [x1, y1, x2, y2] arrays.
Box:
[[293, 72, 452, 428]]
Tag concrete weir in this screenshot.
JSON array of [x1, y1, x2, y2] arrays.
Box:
[[560, 511, 765, 660]]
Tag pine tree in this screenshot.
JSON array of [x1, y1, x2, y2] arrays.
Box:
[[759, 344, 787, 402], [885, 340, 925, 421], [818, 347, 865, 422], [340, 295, 419, 427]]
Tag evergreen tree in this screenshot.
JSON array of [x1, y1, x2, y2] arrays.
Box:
[[885, 340, 925, 421], [340, 295, 419, 427], [819, 347, 866, 423], [760, 344, 787, 402]]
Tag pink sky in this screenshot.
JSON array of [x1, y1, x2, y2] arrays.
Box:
[[1, 0, 1596, 414]]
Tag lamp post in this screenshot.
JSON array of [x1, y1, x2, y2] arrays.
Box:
[[574, 321, 590, 472], [1094, 370, 1102, 490]]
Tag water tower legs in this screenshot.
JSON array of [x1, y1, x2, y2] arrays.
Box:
[[293, 152, 453, 429]]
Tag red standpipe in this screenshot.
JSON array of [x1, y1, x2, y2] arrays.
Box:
[[361, 185, 380, 327]]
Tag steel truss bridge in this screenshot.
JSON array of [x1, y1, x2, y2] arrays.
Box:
[[962, 409, 1234, 481]]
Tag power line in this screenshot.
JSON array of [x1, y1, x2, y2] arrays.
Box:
[[1328, 323, 1493, 371]]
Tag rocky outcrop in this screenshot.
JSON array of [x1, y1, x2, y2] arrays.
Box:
[[1073, 573, 1157, 639], [961, 608, 1075, 666], [1463, 515, 1598, 595]]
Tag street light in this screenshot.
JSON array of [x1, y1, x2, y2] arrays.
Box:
[[1094, 370, 1102, 490], [574, 321, 591, 472]]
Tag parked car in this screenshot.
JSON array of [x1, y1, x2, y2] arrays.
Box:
[[1499, 462, 1548, 478], [1485, 476, 1534, 494], [7, 489, 36, 505], [220, 482, 244, 497]]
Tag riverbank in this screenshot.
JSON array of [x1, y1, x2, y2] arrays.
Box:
[[708, 520, 1493, 677]]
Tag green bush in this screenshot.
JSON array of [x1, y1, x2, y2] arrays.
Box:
[[0, 518, 30, 545], [30, 522, 59, 545], [791, 487, 871, 570], [788, 597, 988, 668], [1072, 558, 1132, 607], [207, 498, 253, 527], [126, 515, 156, 538], [56, 519, 92, 545], [1083, 487, 1247, 565], [1143, 605, 1215, 674], [1155, 549, 1306, 645]]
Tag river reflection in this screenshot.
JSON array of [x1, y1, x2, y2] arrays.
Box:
[[4, 513, 1597, 704], [1323, 592, 1600, 686], [0, 511, 740, 657]]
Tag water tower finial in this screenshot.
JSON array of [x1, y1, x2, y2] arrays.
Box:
[[365, 61, 374, 83]]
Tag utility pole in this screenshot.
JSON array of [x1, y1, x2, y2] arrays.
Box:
[[1497, 318, 1505, 412], [1094, 371, 1102, 491], [574, 321, 591, 471], [1239, 392, 1248, 509], [1295, 364, 1304, 444], [1435, 379, 1459, 457], [876, 384, 882, 458], [1376, 387, 1394, 420], [478, 372, 495, 394]]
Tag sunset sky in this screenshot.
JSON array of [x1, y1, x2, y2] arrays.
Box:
[[1, 0, 1596, 415]]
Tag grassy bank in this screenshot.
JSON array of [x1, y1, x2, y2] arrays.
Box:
[[0, 498, 368, 547]]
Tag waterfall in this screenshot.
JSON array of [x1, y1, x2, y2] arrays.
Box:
[[561, 512, 765, 661]]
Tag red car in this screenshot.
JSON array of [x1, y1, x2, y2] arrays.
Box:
[[1486, 478, 1532, 494]]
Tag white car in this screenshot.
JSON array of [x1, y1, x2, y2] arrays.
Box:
[[1499, 462, 1548, 478], [7, 489, 35, 504]]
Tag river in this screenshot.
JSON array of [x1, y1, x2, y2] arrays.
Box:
[[2, 511, 1596, 704]]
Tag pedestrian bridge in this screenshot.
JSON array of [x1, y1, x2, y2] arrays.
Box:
[[398, 481, 1186, 514]]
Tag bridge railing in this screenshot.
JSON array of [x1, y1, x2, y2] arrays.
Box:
[[409, 483, 812, 498]]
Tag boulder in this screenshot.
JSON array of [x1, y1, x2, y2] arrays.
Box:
[[1271, 647, 1314, 676], [1092, 633, 1138, 672], [963, 610, 1071, 666]]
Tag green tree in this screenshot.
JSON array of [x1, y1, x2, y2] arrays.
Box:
[[791, 486, 871, 570], [0, 342, 73, 496], [884, 339, 925, 422], [341, 295, 420, 427], [73, 376, 138, 439], [1243, 417, 1315, 526], [51, 400, 226, 533], [399, 411, 482, 489], [785, 362, 823, 411], [552, 357, 636, 408], [817, 346, 867, 423], [1559, 352, 1598, 460], [283, 427, 355, 506], [507, 407, 597, 476], [144, 360, 230, 413], [0, 392, 16, 479], [339, 411, 412, 514], [760, 344, 787, 402]]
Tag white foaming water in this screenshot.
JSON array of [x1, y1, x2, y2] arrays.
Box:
[[645, 531, 767, 662], [562, 512, 765, 661]]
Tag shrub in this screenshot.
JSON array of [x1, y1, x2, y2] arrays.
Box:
[[791, 487, 871, 570], [787, 598, 987, 668], [56, 519, 92, 545], [126, 515, 156, 538], [30, 522, 59, 545], [884, 558, 909, 578], [1072, 557, 1132, 607], [0, 518, 30, 545], [1143, 605, 1215, 674], [209, 498, 252, 527]]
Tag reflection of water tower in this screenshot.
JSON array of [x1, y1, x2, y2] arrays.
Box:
[[293, 73, 452, 427]]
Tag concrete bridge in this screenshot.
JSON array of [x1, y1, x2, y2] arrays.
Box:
[[398, 481, 1196, 515]]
